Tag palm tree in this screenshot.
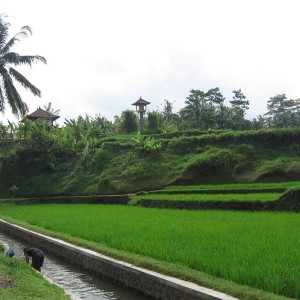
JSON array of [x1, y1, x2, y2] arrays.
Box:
[[44, 102, 60, 116], [0, 15, 46, 118]]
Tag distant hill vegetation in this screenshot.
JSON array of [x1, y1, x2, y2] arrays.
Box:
[[1, 126, 300, 198]]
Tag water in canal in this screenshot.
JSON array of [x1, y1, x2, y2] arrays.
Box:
[[0, 231, 149, 300]]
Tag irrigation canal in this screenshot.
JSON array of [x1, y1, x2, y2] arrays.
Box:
[[0, 231, 148, 300]]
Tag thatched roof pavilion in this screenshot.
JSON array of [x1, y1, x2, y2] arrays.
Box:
[[26, 107, 60, 125]]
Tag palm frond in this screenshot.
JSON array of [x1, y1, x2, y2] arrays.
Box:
[[3, 52, 46, 66], [0, 16, 44, 117], [1, 25, 32, 55], [44, 102, 60, 116], [0, 17, 9, 51], [2, 70, 28, 117], [18, 55, 47, 65], [0, 85, 5, 112], [9, 67, 41, 97]]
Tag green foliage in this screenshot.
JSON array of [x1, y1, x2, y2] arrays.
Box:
[[101, 141, 134, 153], [1, 127, 300, 196], [131, 131, 162, 152], [146, 111, 161, 133], [251, 157, 300, 182], [187, 148, 241, 174], [143, 136, 162, 152], [167, 136, 199, 154], [1, 150, 20, 172], [265, 94, 300, 128], [160, 99, 180, 131], [131, 131, 144, 144], [179, 88, 250, 131], [120, 109, 139, 133], [235, 143, 256, 157], [91, 148, 110, 172], [64, 114, 111, 160]]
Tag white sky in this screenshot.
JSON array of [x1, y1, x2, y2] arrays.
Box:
[[1, 0, 300, 125]]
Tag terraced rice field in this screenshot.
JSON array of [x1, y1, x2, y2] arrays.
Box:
[[0, 204, 299, 298]]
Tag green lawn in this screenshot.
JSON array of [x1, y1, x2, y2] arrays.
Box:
[[0, 204, 299, 299]]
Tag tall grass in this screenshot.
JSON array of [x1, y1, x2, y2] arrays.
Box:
[[0, 253, 68, 299], [132, 193, 281, 202], [0, 205, 299, 298]]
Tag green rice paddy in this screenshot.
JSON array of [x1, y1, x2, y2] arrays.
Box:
[[132, 193, 281, 202], [165, 181, 300, 190], [0, 204, 299, 298]]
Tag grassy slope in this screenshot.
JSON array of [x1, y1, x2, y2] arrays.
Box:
[[1, 129, 300, 197], [0, 254, 69, 300]]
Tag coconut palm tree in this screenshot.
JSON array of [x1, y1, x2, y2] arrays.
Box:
[[0, 15, 46, 118], [44, 102, 60, 116]]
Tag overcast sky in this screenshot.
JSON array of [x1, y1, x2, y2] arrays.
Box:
[[1, 0, 300, 125]]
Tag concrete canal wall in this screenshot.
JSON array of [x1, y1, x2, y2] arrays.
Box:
[[0, 219, 238, 300]]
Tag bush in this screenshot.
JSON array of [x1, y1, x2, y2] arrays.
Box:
[[235, 144, 257, 158], [186, 149, 242, 175], [91, 148, 112, 172], [120, 110, 139, 133]]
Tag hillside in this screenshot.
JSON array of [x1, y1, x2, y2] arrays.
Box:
[[1, 128, 300, 197]]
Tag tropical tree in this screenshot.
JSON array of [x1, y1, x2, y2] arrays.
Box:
[[264, 94, 300, 128], [44, 102, 60, 117], [180, 88, 225, 130], [252, 114, 266, 130], [120, 110, 139, 133], [230, 89, 250, 130], [160, 99, 180, 131], [230, 89, 249, 112], [215, 103, 233, 130], [203, 87, 225, 130], [0, 15, 46, 118], [180, 89, 206, 129], [146, 111, 161, 133]]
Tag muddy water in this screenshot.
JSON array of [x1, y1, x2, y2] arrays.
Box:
[[0, 231, 148, 300]]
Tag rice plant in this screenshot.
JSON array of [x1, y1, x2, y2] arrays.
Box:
[[132, 193, 281, 202], [0, 205, 299, 298]]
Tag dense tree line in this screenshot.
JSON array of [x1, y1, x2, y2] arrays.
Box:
[[142, 89, 300, 133]]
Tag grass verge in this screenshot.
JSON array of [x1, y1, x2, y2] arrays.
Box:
[[0, 253, 69, 300]]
